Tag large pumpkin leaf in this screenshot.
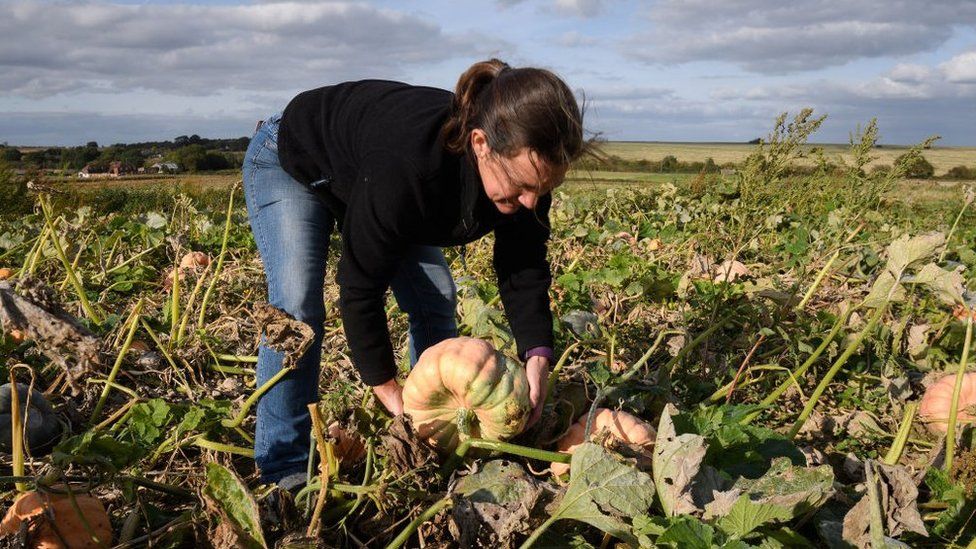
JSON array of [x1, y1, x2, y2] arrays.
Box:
[[203, 462, 266, 549], [547, 442, 655, 546], [713, 495, 792, 540], [906, 263, 966, 306], [884, 232, 944, 278], [654, 404, 708, 516]]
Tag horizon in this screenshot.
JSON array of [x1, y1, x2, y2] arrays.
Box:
[[2, 1, 975, 147]]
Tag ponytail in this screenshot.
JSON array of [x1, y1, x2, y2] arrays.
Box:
[[441, 58, 586, 169], [442, 59, 510, 154]]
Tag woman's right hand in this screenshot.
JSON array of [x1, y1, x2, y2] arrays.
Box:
[[372, 378, 404, 416]]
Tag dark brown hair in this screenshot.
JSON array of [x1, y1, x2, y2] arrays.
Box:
[[441, 59, 586, 170]]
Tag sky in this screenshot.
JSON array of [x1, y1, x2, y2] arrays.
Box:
[[1, 0, 975, 146]]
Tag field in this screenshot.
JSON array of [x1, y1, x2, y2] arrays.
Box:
[[602, 142, 976, 176], [1, 128, 976, 548]]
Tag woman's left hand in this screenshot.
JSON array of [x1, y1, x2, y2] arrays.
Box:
[[525, 355, 549, 428]]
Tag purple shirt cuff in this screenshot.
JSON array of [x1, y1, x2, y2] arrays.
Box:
[[524, 346, 555, 363]]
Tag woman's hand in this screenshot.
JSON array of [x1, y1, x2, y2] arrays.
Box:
[[372, 378, 404, 416], [525, 355, 549, 428]]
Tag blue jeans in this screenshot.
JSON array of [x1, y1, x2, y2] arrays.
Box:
[[242, 113, 458, 483]]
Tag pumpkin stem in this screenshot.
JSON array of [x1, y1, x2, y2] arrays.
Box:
[[455, 408, 477, 440]]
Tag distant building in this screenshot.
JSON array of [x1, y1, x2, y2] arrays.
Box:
[[150, 162, 181, 174], [78, 161, 137, 178]]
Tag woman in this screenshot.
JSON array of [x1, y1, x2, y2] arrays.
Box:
[[242, 59, 585, 488]]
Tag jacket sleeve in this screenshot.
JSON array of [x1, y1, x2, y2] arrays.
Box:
[[336, 152, 426, 386], [493, 193, 555, 359]]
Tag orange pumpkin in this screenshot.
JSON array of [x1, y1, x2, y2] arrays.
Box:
[[0, 490, 112, 549], [551, 408, 656, 476], [179, 251, 210, 270], [327, 421, 366, 464], [919, 373, 976, 434], [0, 268, 13, 280], [402, 337, 530, 452]]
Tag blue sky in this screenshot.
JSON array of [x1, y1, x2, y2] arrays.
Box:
[[1, 0, 974, 146]]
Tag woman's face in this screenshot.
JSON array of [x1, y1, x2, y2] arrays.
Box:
[[470, 130, 566, 215]]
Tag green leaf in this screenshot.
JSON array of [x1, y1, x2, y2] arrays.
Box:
[[728, 457, 834, 517], [714, 495, 792, 539], [203, 462, 267, 549], [549, 442, 656, 546], [52, 431, 143, 471], [656, 515, 716, 548], [126, 398, 172, 445]]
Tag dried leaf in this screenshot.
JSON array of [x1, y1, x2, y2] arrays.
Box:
[[842, 462, 927, 548], [452, 460, 553, 546], [653, 404, 708, 516], [711, 260, 751, 283]]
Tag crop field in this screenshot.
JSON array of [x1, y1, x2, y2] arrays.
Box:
[[603, 141, 976, 176], [1, 119, 976, 548]]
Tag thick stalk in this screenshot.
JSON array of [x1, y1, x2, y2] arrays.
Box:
[[169, 256, 180, 345], [883, 402, 918, 465], [221, 364, 295, 428], [39, 197, 101, 325], [945, 314, 974, 471], [91, 298, 143, 424], [866, 461, 886, 548], [520, 514, 560, 549], [938, 196, 973, 263], [198, 184, 237, 327], [307, 403, 332, 538], [546, 342, 579, 398], [176, 261, 212, 345], [788, 304, 886, 439], [139, 319, 193, 397], [9, 371, 25, 492], [384, 497, 453, 549], [441, 438, 570, 477], [794, 250, 839, 312], [741, 307, 852, 425]]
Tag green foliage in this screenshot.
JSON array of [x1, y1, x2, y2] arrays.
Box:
[[203, 462, 267, 548], [167, 144, 233, 172], [895, 152, 935, 179]]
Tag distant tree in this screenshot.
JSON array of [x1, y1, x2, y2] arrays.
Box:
[[748, 138, 762, 144], [1, 147, 22, 162], [174, 135, 190, 147], [86, 141, 99, 149], [895, 152, 935, 179], [703, 157, 718, 173], [188, 134, 202, 145], [168, 144, 231, 172], [945, 165, 975, 180], [660, 155, 679, 173]]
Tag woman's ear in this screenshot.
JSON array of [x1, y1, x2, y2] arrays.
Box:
[[470, 129, 490, 160]]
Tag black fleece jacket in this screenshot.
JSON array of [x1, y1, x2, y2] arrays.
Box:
[[276, 79, 554, 386]]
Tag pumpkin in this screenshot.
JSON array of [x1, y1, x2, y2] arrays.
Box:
[[550, 408, 656, 476], [402, 337, 531, 452], [919, 373, 976, 434], [328, 421, 366, 463], [179, 251, 210, 270], [0, 383, 64, 456], [0, 490, 112, 549], [0, 268, 13, 280]]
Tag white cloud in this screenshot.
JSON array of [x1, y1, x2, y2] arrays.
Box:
[[941, 51, 976, 83], [556, 30, 599, 47], [626, 0, 976, 73], [0, 1, 498, 99], [552, 0, 606, 17]]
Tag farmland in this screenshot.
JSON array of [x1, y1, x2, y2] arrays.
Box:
[[1, 119, 976, 548]]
